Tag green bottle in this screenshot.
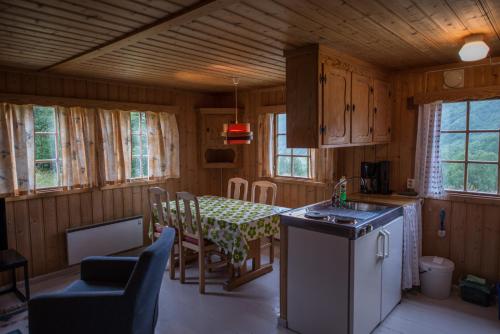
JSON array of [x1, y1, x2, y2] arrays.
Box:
[[340, 176, 347, 206]]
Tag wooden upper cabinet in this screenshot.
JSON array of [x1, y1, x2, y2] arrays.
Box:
[[372, 79, 392, 143], [285, 44, 391, 148], [322, 63, 351, 145], [351, 73, 373, 144]]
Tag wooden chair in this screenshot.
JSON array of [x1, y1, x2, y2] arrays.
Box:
[[251, 180, 277, 205], [149, 187, 177, 280], [227, 177, 249, 201], [175, 192, 226, 294], [251, 181, 278, 264]]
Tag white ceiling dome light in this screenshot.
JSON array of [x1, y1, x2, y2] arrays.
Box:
[[459, 35, 490, 62]]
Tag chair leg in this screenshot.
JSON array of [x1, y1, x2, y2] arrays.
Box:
[[169, 244, 176, 280], [179, 244, 186, 284], [199, 248, 205, 294], [270, 237, 274, 264]]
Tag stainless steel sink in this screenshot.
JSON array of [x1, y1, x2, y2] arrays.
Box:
[[304, 200, 391, 222], [343, 201, 389, 212]]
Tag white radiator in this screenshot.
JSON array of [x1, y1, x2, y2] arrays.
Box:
[[66, 216, 144, 265]]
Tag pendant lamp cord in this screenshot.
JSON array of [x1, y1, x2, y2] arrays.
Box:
[[233, 77, 239, 123]]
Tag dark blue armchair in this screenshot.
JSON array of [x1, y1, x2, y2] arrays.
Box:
[[29, 227, 175, 334]]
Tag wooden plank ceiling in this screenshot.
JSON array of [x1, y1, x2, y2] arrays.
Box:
[[1, 0, 500, 91]]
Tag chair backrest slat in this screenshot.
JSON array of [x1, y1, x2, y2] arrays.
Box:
[[148, 187, 172, 227], [251, 181, 277, 206], [227, 177, 249, 201], [175, 192, 203, 238]]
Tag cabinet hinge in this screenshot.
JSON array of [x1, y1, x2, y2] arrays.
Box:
[[319, 73, 327, 84]]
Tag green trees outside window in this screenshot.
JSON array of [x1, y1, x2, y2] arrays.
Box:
[[274, 113, 311, 179], [440, 100, 500, 194], [130, 111, 149, 178], [34, 106, 61, 189]]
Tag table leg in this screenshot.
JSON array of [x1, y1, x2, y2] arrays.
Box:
[[24, 264, 30, 301], [11, 268, 16, 291], [223, 238, 272, 291]]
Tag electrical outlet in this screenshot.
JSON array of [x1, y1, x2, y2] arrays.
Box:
[[407, 178, 415, 190]]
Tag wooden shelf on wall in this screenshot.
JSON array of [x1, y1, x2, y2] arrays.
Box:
[[199, 108, 242, 169]]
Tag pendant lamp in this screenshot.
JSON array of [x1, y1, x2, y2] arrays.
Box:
[[221, 77, 253, 145]]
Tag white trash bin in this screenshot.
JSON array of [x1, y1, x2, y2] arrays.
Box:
[[419, 256, 455, 299]]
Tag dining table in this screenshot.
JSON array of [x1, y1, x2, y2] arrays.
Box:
[[151, 195, 289, 290]]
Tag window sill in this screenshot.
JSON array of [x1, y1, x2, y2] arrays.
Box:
[[268, 176, 329, 188], [443, 191, 500, 205]]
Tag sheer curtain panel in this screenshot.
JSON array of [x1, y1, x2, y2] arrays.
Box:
[[414, 102, 445, 198], [57, 106, 97, 188], [0, 103, 35, 196], [257, 113, 274, 178], [97, 109, 131, 184], [147, 112, 179, 179]]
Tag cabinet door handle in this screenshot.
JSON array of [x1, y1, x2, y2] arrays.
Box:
[[376, 231, 384, 259], [374, 107, 377, 113], [384, 229, 390, 258], [346, 104, 350, 112], [352, 104, 356, 112], [369, 127, 373, 134]]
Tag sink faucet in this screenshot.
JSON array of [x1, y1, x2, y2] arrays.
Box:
[[332, 176, 366, 208]]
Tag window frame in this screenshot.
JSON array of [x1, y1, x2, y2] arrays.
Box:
[[130, 111, 149, 180], [440, 100, 500, 195], [34, 106, 62, 191], [273, 113, 312, 180]]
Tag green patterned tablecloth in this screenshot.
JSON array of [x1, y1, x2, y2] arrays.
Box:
[[151, 196, 289, 266]]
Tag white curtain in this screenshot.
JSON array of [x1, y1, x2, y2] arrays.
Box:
[[414, 102, 445, 198], [57, 106, 97, 188], [402, 201, 422, 289], [97, 109, 131, 183], [257, 113, 274, 178], [0, 103, 35, 196], [147, 112, 180, 179]]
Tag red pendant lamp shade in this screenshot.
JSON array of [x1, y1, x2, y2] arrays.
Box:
[[222, 123, 253, 144], [221, 77, 253, 145]]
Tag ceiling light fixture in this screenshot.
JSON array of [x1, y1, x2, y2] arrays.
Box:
[[221, 77, 253, 145], [459, 34, 490, 62]]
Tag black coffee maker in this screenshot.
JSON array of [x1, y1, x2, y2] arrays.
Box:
[[360, 161, 391, 194]]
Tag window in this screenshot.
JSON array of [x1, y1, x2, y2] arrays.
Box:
[[274, 113, 311, 178], [130, 111, 149, 178], [440, 100, 500, 194], [34, 106, 62, 189]]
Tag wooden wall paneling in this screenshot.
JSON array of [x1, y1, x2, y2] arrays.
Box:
[[91, 190, 104, 224], [42, 197, 59, 273], [123, 187, 133, 218], [422, 199, 451, 259], [102, 190, 114, 221], [56, 196, 70, 268], [113, 188, 124, 219], [68, 194, 81, 229], [28, 199, 46, 276], [132, 186, 142, 216], [13, 201, 32, 277], [80, 192, 93, 226], [141, 185, 151, 244], [464, 203, 483, 276], [480, 205, 500, 282], [450, 202, 466, 282]]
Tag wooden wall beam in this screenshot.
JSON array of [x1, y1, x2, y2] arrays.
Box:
[[414, 85, 500, 104], [0, 93, 178, 113], [41, 0, 240, 72]]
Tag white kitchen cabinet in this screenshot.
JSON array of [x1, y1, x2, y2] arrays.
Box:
[[351, 226, 383, 334], [286, 216, 403, 334], [351, 216, 403, 334], [287, 227, 349, 334], [381, 217, 403, 320]]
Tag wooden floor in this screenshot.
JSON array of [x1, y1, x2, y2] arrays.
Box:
[[0, 253, 499, 334]]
